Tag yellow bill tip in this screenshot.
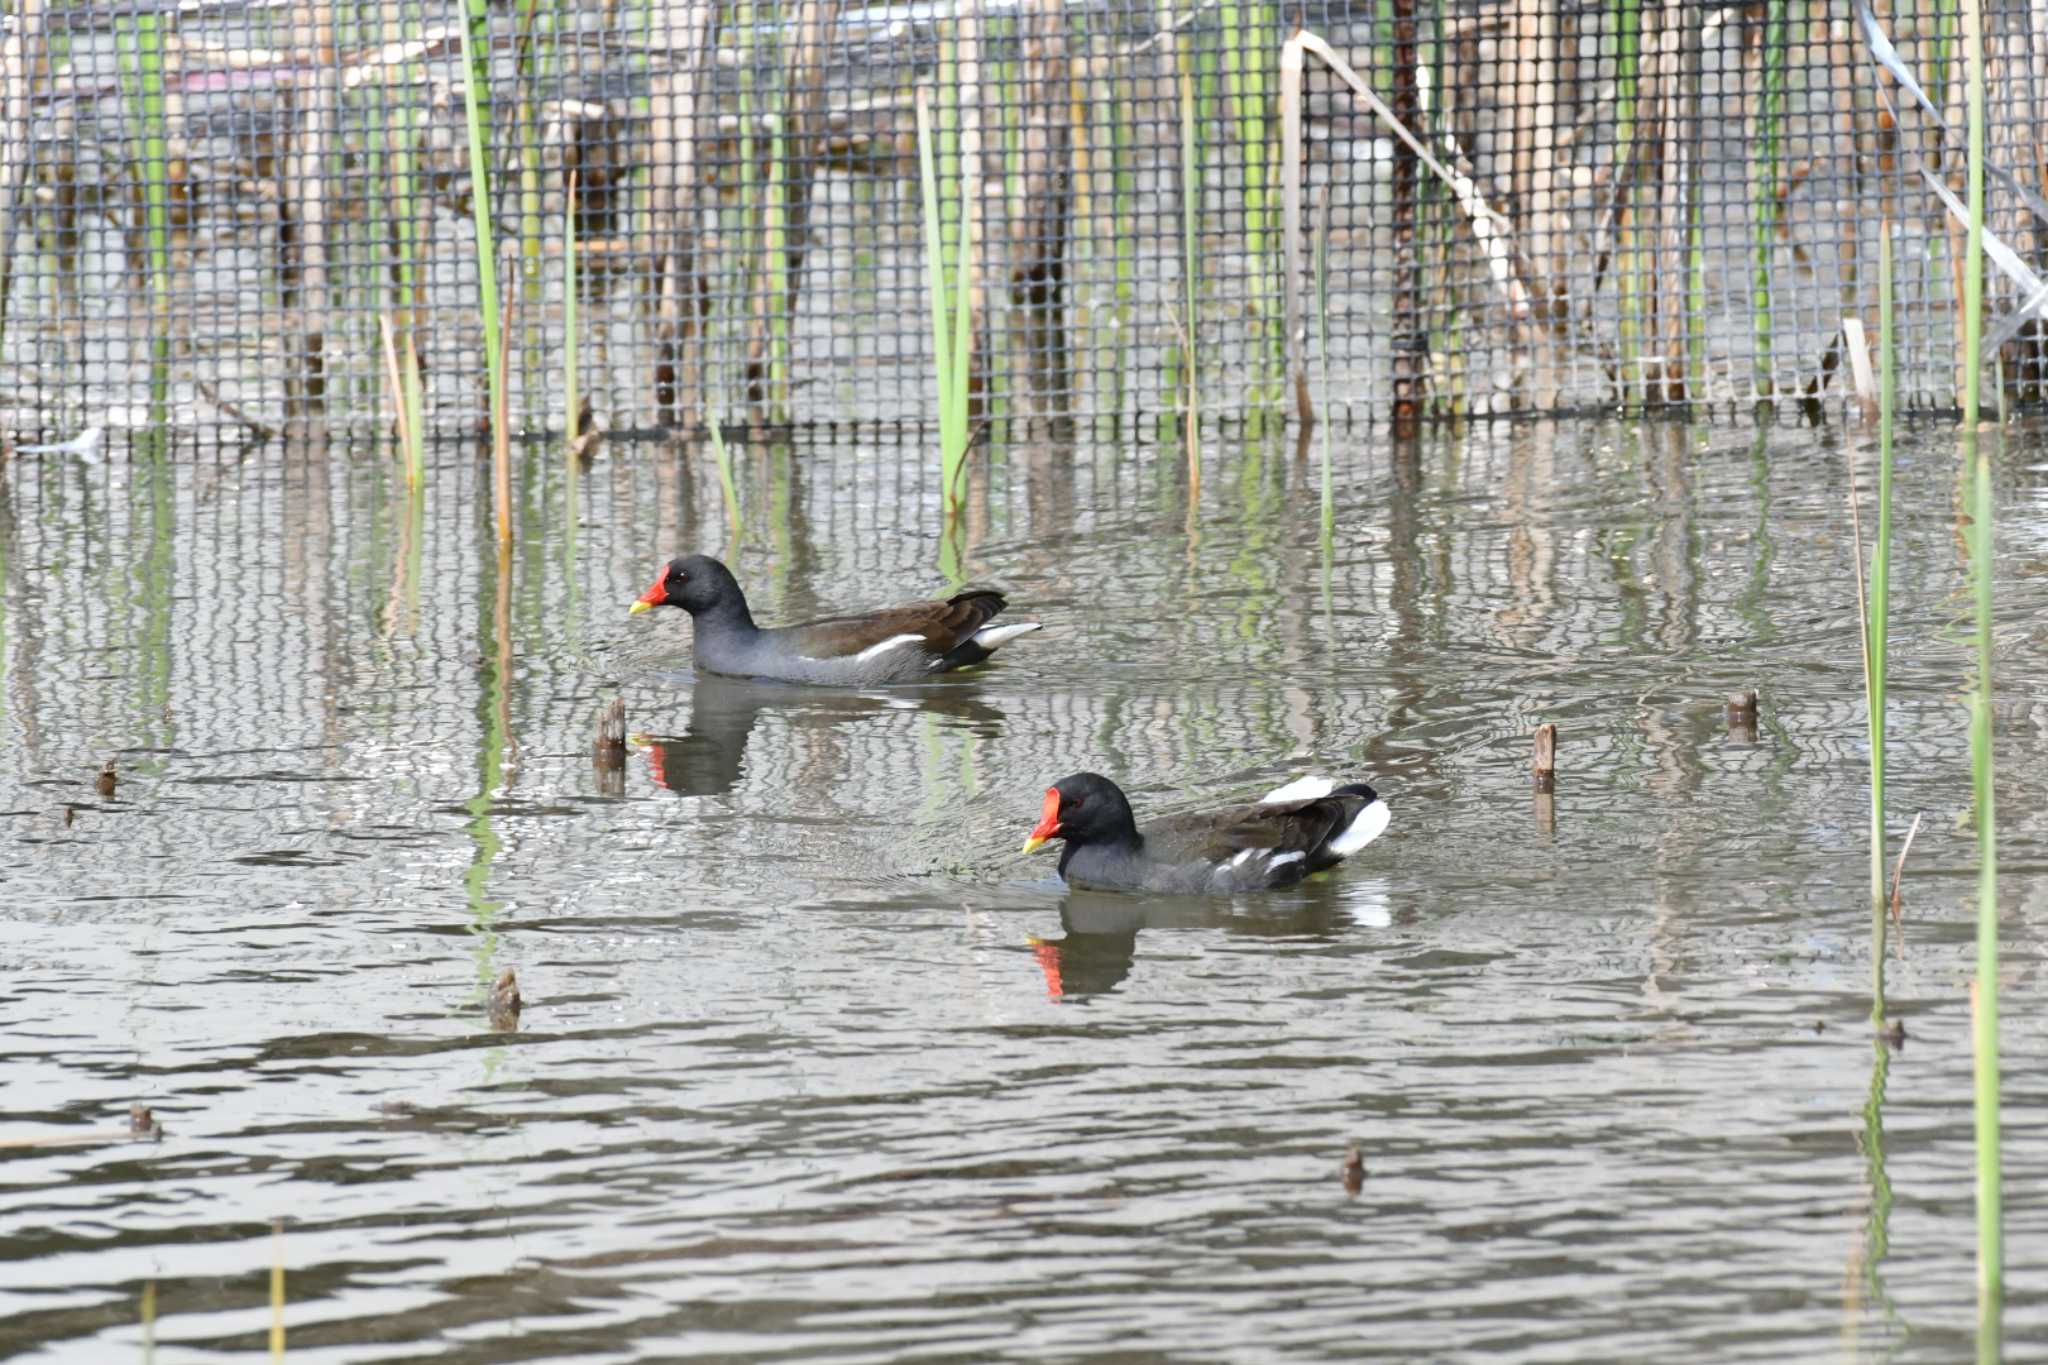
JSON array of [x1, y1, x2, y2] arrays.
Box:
[[627, 599, 652, 616], [1021, 834, 1048, 855]]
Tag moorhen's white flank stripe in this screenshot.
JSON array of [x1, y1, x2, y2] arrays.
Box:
[[848, 632, 926, 663]]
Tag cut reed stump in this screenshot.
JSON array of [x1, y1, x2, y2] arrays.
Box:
[[1726, 689, 1759, 740], [593, 698, 627, 765], [487, 968, 523, 1031], [1531, 722, 1556, 792]]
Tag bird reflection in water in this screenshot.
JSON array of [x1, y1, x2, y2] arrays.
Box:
[[1028, 883, 1393, 1001], [637, 673, 1006, 798]]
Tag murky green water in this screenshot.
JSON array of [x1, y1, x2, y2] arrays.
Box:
[[1, 420, 2042, 1361]]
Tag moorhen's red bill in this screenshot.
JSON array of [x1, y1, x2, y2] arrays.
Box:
[[628, 554, 1040, 685], [1022, 772, 1389, 894]]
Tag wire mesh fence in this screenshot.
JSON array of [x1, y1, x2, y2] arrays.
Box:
[[0, 0, 2043, 442]]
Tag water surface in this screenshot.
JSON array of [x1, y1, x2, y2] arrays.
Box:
[[1, 420, 2043, 1360]]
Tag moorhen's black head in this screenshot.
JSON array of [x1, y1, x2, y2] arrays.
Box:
[[1022, 772, 1140, 854], [628, 554, 747, 619]]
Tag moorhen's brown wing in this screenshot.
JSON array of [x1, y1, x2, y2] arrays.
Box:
[[1119, 787, 1383, 892], [769, 589, 1006, 660], [1145, 795, 1353, 867]]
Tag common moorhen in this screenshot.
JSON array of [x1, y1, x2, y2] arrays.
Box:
[[1022, 773, 1389, 894], [627, 554, 1040, 685]]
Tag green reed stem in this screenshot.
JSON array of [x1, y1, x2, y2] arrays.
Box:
[[1111, 68, 1136, 422], [1960, 0, 2000, 1325], [391, 94, 426, 482], [1750, 0, 1786, 398], [916, 87, 973, 517], [1612, 0, 1641, 398], [1221, 0, 1281, 398], [1869, 221, 1895, 969], [1859, 1033, 1898, 1316], [1426, 0, 1462, 416], [735, 0, 761, 409], [515, 0, 543, 287], [1967, 420, 2001, 1318], [1927, 0, 1955, 126], [122, 11, 172, 416], [564, 168, 580, 450], [1961, 7, 1985, 429], [1066, 67, 1093, 403], [1179, 62, 1200, 469], [1314, 187, 1333, 530], [456, 0, 508, 537], [706, 407, 742, 533], [765, 115, 790, 418], [1686, 122, 1707, 394]]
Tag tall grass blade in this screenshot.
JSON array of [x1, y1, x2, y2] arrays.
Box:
[[1967, 420, 2001, 1322], [1959, 0, 2000, 1328], [1869, 217, 1896, 1003], [1960, 0, 1985, 429], [121, 9, 172, 418], [705, 408, 743, 540], [390, 96, 426, 474], [916, 87, 973, 518], [948, 148, 973, 502], [379, 312, 423, 482], [1222, 0, 1280, 401], [1611, 0, 1641, 400], [917, 89, 952, 438], [1109, 63, 1137, 423], [514, 0, 544, 291], [765, 117, 791, 417]]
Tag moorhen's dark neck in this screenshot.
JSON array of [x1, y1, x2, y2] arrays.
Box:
[[687, 586, 757, 636], [1058, 824, 1142, 877]]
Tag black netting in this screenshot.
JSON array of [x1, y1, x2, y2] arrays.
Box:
[[0, 0, 2042, 441]]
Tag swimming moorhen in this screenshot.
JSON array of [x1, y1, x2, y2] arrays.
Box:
[[1021, 773, 1389, 894], [628, 554, 1040, 685]]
